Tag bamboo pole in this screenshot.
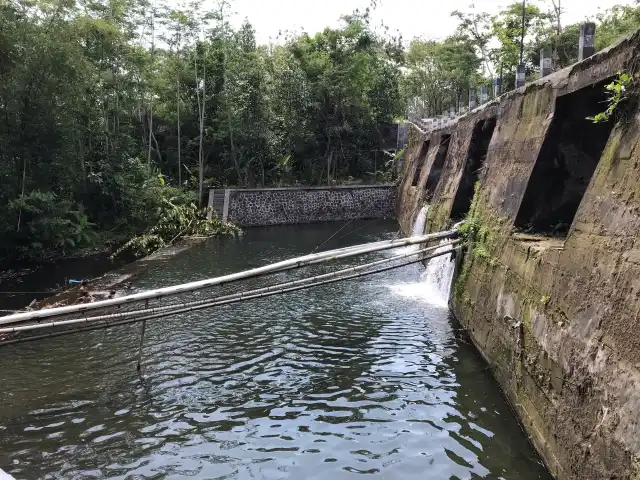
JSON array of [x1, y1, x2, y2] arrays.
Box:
[[136, 299, 149, 371], [0, 246, 459, 348], [0, 230, 458, 326], [0, 240, 460, 334], [136, 319, 146, 371]]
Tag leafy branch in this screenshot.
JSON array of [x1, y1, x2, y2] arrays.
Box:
[[111, 199, 241, 260], [587, 72, 635, 123]]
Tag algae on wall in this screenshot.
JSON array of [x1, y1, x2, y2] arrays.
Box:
[[396, 32, 640, 480]]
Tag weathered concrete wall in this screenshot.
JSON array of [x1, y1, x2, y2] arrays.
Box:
[[397, 32, 640, 480], [226, 185, 396, 227]]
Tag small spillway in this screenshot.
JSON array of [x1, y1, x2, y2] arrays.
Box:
[[388, 206, 456, 308], [412, 205, 429, 237], [421, 241, 456, 307], [391, 205, 429, 258]]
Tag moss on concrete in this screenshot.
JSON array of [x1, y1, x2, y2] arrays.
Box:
[[398, 30, 640, 480]]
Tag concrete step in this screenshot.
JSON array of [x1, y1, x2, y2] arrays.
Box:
[[207, 189, 228, 220]]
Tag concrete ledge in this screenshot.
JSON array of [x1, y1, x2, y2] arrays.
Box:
[[225, 184, 394, 193]]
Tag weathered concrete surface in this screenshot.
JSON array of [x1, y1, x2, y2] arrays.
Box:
[[227, 185, 396, 227], [398, 31, 640, 480]]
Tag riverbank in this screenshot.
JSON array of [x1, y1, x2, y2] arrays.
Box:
[[0, 246, 125, 315], [0, 192, 246, 314], [0, 236, 210, 316]]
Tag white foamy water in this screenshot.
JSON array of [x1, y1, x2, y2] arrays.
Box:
[[387, 281, 440, 303], [421, 241, 455, 306], [391, 205, 429, 257], [387, 205, 456, 308], [412, 205, 428, 237], [388, 250, 454, 309]]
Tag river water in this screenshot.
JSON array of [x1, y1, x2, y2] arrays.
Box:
[[0, 220, 550, 479]]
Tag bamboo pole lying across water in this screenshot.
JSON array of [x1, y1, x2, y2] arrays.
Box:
[[0, 239, 461, 335], [0, 246, 459, 347], [0, 229, 458, 326]]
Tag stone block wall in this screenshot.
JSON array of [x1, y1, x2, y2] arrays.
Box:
[[224, 185, 396, 227], [396, 31, 640, 480]]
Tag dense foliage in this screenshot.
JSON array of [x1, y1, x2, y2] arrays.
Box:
[[403, 1, 640, 118], [0, 0, 403, 260], [0, 0, 637, 260], [111, 198, 241, 259]]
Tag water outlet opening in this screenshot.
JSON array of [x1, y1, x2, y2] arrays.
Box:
[[514, 80, 616, 237], [411, 140, 431, 187], [425, 134, 451, 201], [450, 118, 497, 220]]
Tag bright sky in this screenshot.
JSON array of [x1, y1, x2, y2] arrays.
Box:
[[226, 0, 634, 44]]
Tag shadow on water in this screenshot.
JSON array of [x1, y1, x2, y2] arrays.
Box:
[[0, 253, 128, 313], [0, 220, 550, 479]]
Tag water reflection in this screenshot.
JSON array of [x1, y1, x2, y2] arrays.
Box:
[[0, 221, 549, 479]]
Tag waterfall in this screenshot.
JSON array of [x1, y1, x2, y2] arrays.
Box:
[[421, 241, 455, 307], [390, 205, 429, 258], [412, 205, 428, 237], [387, 205, 455, 308]]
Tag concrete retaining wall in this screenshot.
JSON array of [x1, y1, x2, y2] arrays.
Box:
[[210, 185, 396, 227], [397, 31, 640, 480]]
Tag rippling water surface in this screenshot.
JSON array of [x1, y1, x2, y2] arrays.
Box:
[[0, 221, 550, 479]]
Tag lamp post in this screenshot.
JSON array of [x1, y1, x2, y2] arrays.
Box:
[[516, 0, 526, 88], [519, 0, 526, 65]]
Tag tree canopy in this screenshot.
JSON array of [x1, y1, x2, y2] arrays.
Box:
[[0, 0, 637, 260], [403, 1, 640, 117]]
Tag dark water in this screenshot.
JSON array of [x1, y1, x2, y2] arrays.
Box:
[[0, 221, 550, 479], [0, 254, 125, 313]]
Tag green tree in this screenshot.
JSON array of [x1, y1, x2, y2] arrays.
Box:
[[490, 2, 550, 87], [596, 4, 640, 49], [401, 36, 481, 118]]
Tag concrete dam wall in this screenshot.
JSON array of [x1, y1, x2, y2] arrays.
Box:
[[208, 185, 396, 227], [397, 32, 640, 479]]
